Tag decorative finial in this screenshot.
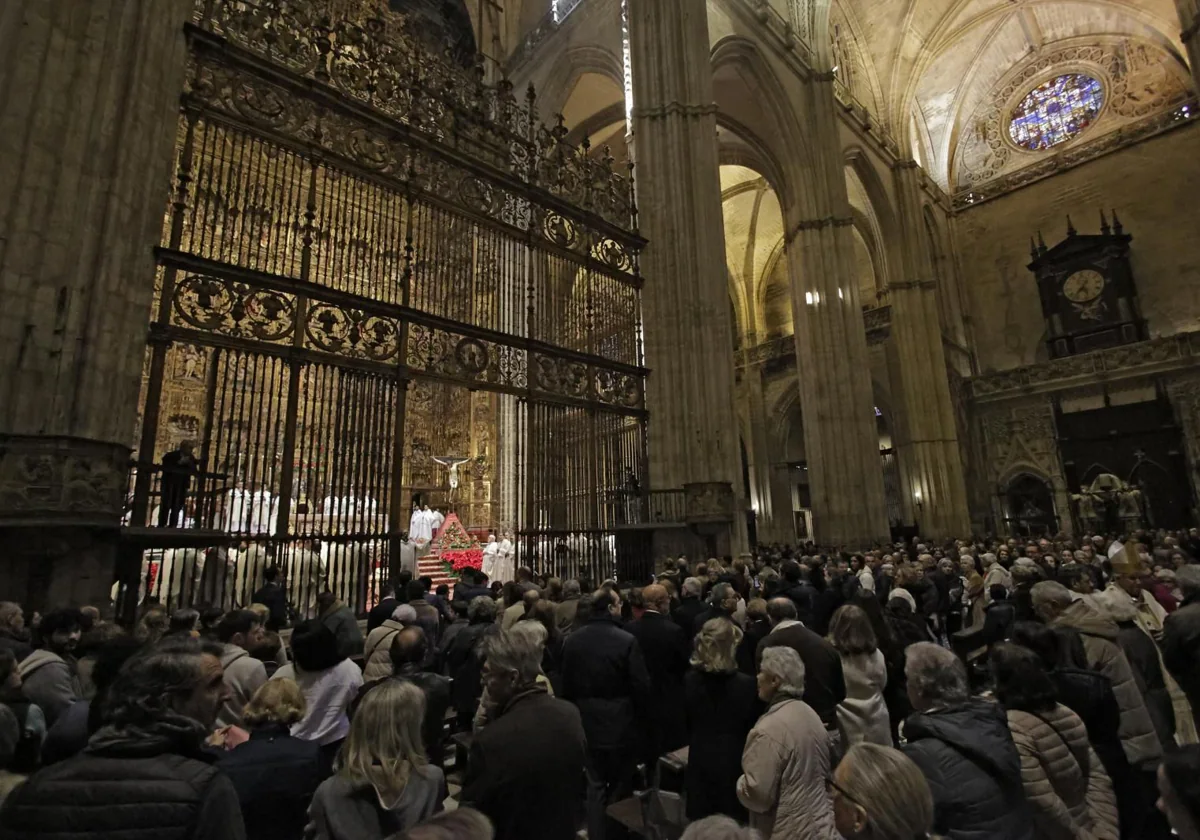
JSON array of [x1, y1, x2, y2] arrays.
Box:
[[1030, 237, 1039, 261], [1066, 215, 1077, 236], [1112, 209, 1124, 235], [1037, 230, 1047, 253], [581, 134, 591, 153], [1100, 209, 1111, 236]]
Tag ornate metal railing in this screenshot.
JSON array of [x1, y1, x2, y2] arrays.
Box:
[[195, 0, 639, 236], [117, 0, 653, 619]]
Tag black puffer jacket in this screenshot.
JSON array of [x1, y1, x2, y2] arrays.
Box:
[[902, 700, 1035, 840], [0, 720, 245, 840]]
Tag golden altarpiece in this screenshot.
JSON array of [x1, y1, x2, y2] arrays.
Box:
[[118, 0, 649, 619]]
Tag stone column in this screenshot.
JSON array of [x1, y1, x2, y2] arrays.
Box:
[[740, 367, 785, 543], [887, 163, 971, 538], [627, 0, 746, 552], [0, 1, 193, 608], [1177, 0, 1200, 86], [785, 78, 890, 546]]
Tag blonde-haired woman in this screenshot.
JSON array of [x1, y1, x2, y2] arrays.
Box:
[[685, 618, 762, 822], [219, 678, 322, 840], [831, 743, 935, 840], [308, 679, 445, 838], [828, 605, 890, 746]]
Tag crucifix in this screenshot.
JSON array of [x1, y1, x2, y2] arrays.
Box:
[[431, 455, 470, 503]]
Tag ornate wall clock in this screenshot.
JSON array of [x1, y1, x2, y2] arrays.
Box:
[[1027, 213, 1146, 358]]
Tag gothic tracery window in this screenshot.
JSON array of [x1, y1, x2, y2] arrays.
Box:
[[1008, 73, 1105, 151]]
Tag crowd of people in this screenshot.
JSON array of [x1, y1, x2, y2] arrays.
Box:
[[0, 528, 1198, 840]]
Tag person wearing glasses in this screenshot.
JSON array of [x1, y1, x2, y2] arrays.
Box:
[[829, 743, 935, 840]]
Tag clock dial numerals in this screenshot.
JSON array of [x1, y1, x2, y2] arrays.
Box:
[[1062, 269, 1106, 303]]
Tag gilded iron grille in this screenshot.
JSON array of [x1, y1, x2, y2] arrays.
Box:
[[116, 0, 649, 620]]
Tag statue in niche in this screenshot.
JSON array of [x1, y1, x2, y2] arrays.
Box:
[[177, 344, 204, 381], [388, 0, 476, 66]]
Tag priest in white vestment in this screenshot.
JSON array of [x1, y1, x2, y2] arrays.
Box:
[[409, 505, 434, 544]]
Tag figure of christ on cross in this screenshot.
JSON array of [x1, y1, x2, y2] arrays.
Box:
[[431, 455, 470, 503]]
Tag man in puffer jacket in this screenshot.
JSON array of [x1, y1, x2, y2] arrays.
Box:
[[1031, 582, 1162, 769], [1, 637, 245, 839], [900, 642, 1035, 840], [18, 610, 83, 727]]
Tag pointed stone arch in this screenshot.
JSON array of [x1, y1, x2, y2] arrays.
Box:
[[534, 44, 625, 121]]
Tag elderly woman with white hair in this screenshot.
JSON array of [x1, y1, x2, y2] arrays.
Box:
[[736, 646, 837, 840]]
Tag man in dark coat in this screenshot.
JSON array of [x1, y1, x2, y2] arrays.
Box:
[[451, 568, 492, 609], [445, 596, 499, 729], [158, 440, 198, 527], [901, 642, 1034, 840], [366, 581, 399, 633], [626, 584, 689, 769], [352, 627, 451, 770], [755, 598, 845, 731], [0, 637, 246, 839], [406, 580, 443, 660], [1163, 565, 1200, 730], [250, 565, 290, 631], [561, 589, 652, 840], [778, 560, 816, 625], [671, 577, 706, 645], [462, 626, 587, 840]]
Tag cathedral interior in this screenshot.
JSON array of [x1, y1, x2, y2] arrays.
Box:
[[2, 0, 1199, 612]]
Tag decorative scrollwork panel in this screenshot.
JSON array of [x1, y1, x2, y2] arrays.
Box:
[[407, 325, 527, 390], [304, 303, 402, 362], [171, 273, 297, 344]]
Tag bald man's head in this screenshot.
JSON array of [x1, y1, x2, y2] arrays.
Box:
[[643, 584, 669, 613], [389, 626, 428, 669]]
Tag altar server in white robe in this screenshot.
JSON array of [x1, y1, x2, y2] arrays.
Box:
[[430, 507, 445, 537], [287, 539, 327, 620], [481, 535, 501, 580], [157, 546, 206, 611], [494, 535, 516, 584], [224, 487, 254, 533], [233, 541, 270, 608], [198, 545, 236, 608]]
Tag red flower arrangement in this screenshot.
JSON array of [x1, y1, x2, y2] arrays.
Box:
[[442, 549, 483, 573], [433, 513, 483, 579]]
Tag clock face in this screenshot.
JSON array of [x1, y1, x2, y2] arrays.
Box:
[[1062, 269, 1106, 303]]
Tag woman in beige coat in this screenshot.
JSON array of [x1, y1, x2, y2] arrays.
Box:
[[992, 643, 1119, 840], [361, 604, 416, 680], [737, 646, 838, 840]]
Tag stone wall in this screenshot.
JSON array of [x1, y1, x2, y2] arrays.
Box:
[[953, 120, 1200, 375]]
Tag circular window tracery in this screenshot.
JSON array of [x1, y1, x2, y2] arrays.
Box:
[[1008, 73, 1105, 151]]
